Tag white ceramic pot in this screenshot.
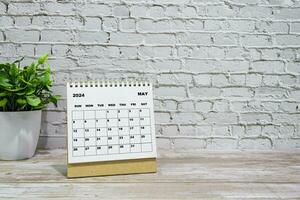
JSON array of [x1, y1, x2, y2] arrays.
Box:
[[0, 110, 42, 160]]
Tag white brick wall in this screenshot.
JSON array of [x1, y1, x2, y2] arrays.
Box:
[[0, 0, 300, 151]]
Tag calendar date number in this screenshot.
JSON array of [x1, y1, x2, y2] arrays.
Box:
[[73, 93, 85, 97]]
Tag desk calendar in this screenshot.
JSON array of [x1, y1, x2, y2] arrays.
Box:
[[67, 80, 157, 178]]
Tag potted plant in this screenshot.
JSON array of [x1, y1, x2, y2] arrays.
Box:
[[0, 55, 60, 160]]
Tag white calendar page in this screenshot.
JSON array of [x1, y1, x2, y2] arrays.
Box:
[[67, 81, 157, 164]]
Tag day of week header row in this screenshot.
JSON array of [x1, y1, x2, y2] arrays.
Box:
[[74, 102, 148, 108]]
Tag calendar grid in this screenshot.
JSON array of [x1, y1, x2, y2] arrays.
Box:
[[72, 109, 153, 157]]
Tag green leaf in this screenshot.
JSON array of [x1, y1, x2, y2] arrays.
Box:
[[17, 98, 27, 105], [0, 98, 8, 107], [26, 87, 36, 95], [0, 78, 12, 87], [0, 72, 12, 87], [9, 63, 19, 77], [50, 95, 61, 107], [38, 54, 48, 65], [26, 95, 41, 107], [0, 92, 7, 97], [4, 86, 26, 92]]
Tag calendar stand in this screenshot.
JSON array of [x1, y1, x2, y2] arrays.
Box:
[[67, 158, 156, 178]]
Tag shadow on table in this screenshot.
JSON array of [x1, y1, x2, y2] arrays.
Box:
[[52, 164, 67, 178]]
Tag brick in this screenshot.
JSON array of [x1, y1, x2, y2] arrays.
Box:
[[70, 46, 107, 57], [182, 6, 197, 18], [80, 4, 111, 16], [196, 101, 212, 113], [35, 44, 52, 57], [245, 125, 261, 136], [291, 22, 300, 33], [203, 113, 239, 124], [218, 61, 249, 72], [43, 2, 76, 15], [273, 8, 300, 20], [16, 44, 35, 56], [251, 61, 285, 73], [232, 125, 245, 137], [139, 46, 172, 59], [41, 30, 74, 43], [113, 59, 148, 71], [262, 125, 295, 138], [102, 17, 118, 31], [185, 59, 218, 72], [6, 29, 39, 42], [110, 33, 143, 44], [256, 21, 289, 33], [190, 87, 221, 98], [290, 90, 300, 100], [177, 33, 212, 45], [157, 74, 193, 85], [145, 34, 176, 45], [119, 47, 138, 58], [214, 33, 238, 46], [196, 125, 212, 136], [119, 19, 136, 32], [212, 74, 228, 87], [165, 6, 181, 17], [273, 139, 300, 150], [0, 44, 17, 56], [240, 34, 272, 46], [239, 6, 272, 18], [207, 5, 237, 17], [275, 35, 300, 46], [272, 114, 300, 124], [207, 138, 237, 150], [212, 127, 233, 139], [0, 16, 13, 27], [230, 74, 246, 86], [14, 17, 31, 28], [174, 138, 206, 151], [179, 125, 197, 136], [239, 138, 272, 149], [163, 100, 178, 110], [148, 59, 181, 71], [148, 6, 164, 18], [193, 74, 211, 86], [240, 113, 272, 124], [260, 48, 295, 60], [155, 112, 171, 124], [0, 2, 6, 14], [155, 86, 186, 98], [254, 87, 287, 99], [213, 100, 230, 112], [178, 101, 194, 111], [156, 138, 172, 150], [8, 3, 40, 15], [113, 5, 129, 17], [32, 16, 82, 29], [222, 88, 253, 98], [171, 112, 203, 124], [130, 5, 148, 18], [84, 17, 102, 30], [138, 19, 172, 33], [246, 74, 262, 87], [161, 125, 179, 136]]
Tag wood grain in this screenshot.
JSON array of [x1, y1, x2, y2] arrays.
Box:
[[0, 149, 299, 199]]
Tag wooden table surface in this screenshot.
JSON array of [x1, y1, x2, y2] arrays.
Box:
[[0, 149, 300, 199]]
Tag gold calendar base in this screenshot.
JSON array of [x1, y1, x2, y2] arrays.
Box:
[[67, 158, 157, 178]]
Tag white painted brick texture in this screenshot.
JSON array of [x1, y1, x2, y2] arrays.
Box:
[[0, 0, 299, 151]]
